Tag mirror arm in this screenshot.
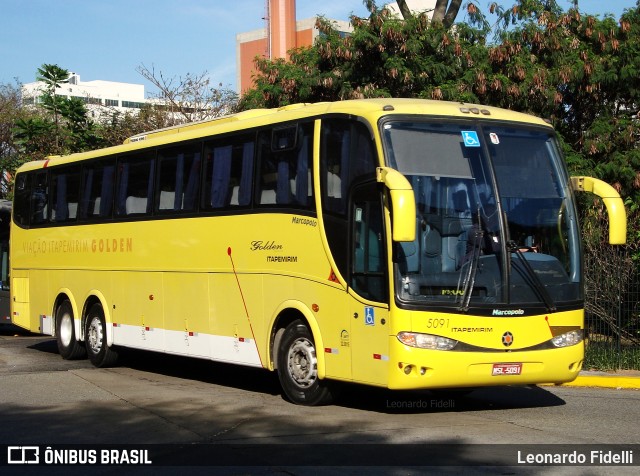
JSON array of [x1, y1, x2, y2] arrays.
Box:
[[376, 167, 416, 242], [571, 176, 627, 245]]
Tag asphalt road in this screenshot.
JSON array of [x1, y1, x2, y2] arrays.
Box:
[[1, 324, 638, 475]]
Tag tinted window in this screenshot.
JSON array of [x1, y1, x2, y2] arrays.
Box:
[[256, 122, 314, 208], [320, 119, 376, 216], [320, 118, 378, 279], [13, 174, 31, 227], [79, 159, 116, 219], [50, 166, 81, 223], [203, 133, 255, 209], [157, 143, 201, 212], [30, 172, 48, 225], [115, 153, 155, 216]]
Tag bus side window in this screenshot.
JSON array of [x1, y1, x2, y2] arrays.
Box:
[[31, 172, 49, 225], [234, 141, 254, 206], [257, 129, 286, 205], [203, 134, 254, 210], [292, 124, 313, 207], [320, 118, 378, 281], [157, 144, 201, 212], [13, 173, 31, 227], [256, 122, 314, 208], [116, 154, 155, 216], [80, 160, 115, 219], [50, 166, 81, 223], [321, 119, 377, 216]]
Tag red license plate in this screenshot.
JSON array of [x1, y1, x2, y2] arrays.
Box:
[[492, 363, 522, 376]]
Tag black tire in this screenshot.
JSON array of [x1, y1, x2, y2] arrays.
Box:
[[277, 319, 334, 406], [55, 300, 86, 360], [85, 303, 118, 368]]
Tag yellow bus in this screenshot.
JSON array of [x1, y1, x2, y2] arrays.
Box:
[[10, 99, 626, 405]]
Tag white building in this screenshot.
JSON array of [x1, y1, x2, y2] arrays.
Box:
[[385, 0, 437, 17], [21, 73, 147, 120]]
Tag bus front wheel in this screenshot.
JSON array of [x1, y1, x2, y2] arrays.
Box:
[[85, 303, 118, 368], [56, 300, 86, 360], [277, 319, 334, 406]]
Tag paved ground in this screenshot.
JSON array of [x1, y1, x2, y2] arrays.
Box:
[[1, 323, 639, 476]]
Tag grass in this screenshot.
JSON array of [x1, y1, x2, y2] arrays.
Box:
[[584, 340, 640, 371]]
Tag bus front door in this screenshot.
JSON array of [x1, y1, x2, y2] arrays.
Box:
[[349, 182, 390, 386]]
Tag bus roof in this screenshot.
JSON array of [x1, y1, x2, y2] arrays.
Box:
[[17, 98, 552, 173]]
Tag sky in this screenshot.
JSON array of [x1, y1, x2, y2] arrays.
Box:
[[0, 0, 633, 95]]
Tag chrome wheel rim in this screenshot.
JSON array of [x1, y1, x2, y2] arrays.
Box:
[[59, 313, 73, 347], [87, 317, 103, 355], [287, 337, 317, 388]]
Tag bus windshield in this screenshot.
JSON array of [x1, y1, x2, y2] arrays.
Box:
[[383, 120, 582, 312]]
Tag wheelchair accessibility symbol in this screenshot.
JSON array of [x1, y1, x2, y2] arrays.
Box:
[[461, 130, 480, 147], [364, 307, 375, 326]]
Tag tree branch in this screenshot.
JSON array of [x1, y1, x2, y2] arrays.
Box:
[[396, 0, 412, 20]]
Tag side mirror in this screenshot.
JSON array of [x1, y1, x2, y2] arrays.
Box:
[[376, 167, 416, 242], [571, 176, 627, 245]]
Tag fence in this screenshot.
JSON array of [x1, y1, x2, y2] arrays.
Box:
[[583, 237, 640, 371]]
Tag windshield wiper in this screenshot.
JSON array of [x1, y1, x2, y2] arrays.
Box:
[[508, 240, 557, 312], [457, 227, 483, 312]]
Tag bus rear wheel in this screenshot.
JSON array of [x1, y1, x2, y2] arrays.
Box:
[[85, 303, 118, 368], [55, 300, 86, 360], [277, 319, 334, 406]]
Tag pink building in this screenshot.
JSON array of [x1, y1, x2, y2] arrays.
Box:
[[235, 1, 435, 94], [236, 0, 350, 94]]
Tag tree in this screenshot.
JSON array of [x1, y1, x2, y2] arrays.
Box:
[[7, 63, 110, 177], [477, 2, 640, 201], [432, 0, 464, 27], [0, 81, 22, 161], [395, 0, 413, 19], [393, 0, 465, 27], [2, 63, 240, 197], [240, 0, 487, 108], [97, 104, 177, 147], [61, 97, 105, 152], [12, 117, 55, 159], [137, 64, 239, 125], [0, 80, 36, 196], [36, 64, 70, 151]]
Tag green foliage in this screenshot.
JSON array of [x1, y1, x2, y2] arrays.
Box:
[[36, 64, 71, 151], [12, 117, 55, 156], [241, 4, 489, 109], [0, 81, 28, 181], [96, 104, 177, 147], [0, 64, 102, 196], [584, 340, 640, 371], [11, 64, 116, 156], [1, 63, 238, 198], [36, 64, 70, 91]]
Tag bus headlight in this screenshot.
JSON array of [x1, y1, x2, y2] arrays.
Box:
[[551, 329, 584, 348], [397, 332, 458, 350]]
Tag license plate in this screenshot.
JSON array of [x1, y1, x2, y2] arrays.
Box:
[[492, 363, 522, 376]]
